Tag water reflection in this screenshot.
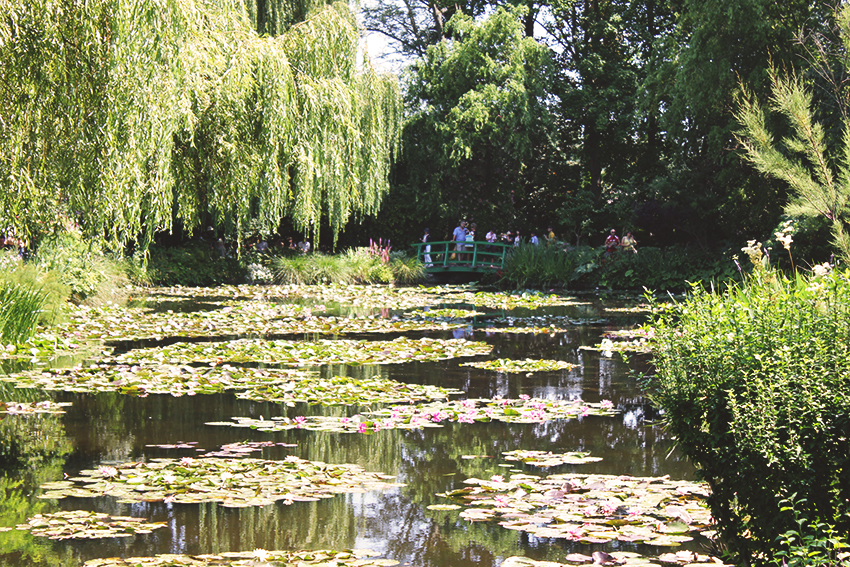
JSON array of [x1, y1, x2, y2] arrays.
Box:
[[0, 295, 697, 567]]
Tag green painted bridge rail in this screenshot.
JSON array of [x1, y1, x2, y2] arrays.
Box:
[[411, 240, 512, 273]]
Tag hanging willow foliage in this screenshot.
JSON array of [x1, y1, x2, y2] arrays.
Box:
[[0, 0, 401, 253]]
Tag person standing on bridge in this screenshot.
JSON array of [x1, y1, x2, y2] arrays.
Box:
[[422, 228, 432, 266], [452, 220, 467, 261]]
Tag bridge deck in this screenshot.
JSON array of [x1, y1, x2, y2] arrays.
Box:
[[411, 240, 511, 273]]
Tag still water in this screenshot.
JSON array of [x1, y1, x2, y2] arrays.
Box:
[[0, 289, 696, 566]]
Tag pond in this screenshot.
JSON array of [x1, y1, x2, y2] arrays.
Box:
[[0, 285, 710, 567]]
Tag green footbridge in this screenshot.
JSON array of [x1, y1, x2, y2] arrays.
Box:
[[411, 240, 512, 274]]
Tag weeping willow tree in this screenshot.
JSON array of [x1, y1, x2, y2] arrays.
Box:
[[0, 0, 401, 254]]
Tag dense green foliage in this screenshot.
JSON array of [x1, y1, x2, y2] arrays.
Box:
[[359, 0, 850, 262], [736, 5, 850, 260], [0, 0, 401, 253], [497, 244, 737, 291], [647, 268, 850, 564], [272, 249, 425, 285]]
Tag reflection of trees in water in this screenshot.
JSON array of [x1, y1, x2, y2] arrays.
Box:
[[0, 383, 75, 566]]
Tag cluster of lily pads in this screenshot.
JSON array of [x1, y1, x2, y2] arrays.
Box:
[[113, 337, 493, 367], [580, 338, 652, 356], [57, 302, 467, 343], [501, 450, 603, 468], [207, 398, 618, 434], [438, 472, 712, 546], [14, 510, 166, 540], [39, 456, 403, 508], [0, 400, 72, 414], [501, 551, 730, 566], [82, 549, 399, 567], [461, 359, 576, 374]]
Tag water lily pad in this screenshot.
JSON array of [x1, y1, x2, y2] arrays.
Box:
[[0, 400, 72, 414], [207, 398, 619, 434], [2, 364, 314, 397], [437, 472, 712, 546], [502, 551, 731, 566], [40, 456, 403, 508], [403, 308, 483, 320], [579, 338, 652, 356], [235, 374, 464, 406], [82, 548, 398, 566], [461, 359, 576, 374], [113, 337, 493, 367], [16, 510, 166, 540], [502, 450, 603, 467]]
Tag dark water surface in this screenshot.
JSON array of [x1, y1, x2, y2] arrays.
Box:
[[0, 292, 697, 566]]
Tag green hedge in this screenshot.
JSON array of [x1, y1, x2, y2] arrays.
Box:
[[647, 269, 850, 565]]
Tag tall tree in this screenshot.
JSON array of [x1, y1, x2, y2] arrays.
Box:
[[386, 7, 556, 240], [0, 0, 401, 252]]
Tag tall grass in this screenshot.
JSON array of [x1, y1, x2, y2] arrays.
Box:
[[272, 249, 425, 285], [0, 281, 47, 344]]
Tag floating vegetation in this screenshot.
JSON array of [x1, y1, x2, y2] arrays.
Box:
[[502, 550, 730, 567], [143, 441, 297, 458], [16, 510, 166, 540], [579, 338, 651, 356], [461, 359, 576, 374], [235, 374, 464, 406], [114, 337, 493, 367], [207, 398, 619, 433], [490, 315, 607, 327], [82, 549, 399, 567], [480, 326, 565, 335], [57, 302, 463, 342], [3, 364, 314, 397], [445, 290, 589, 310], [39, 456, 403, 508], [0, 332, 91, 361], [0, 400, 72, 414], [403, 308, 483, 320], [603, 328, 654, 340], [438, 472, 711, 546], [502, 450, 603, 468]]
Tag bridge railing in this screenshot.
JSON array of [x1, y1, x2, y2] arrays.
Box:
[[411, 240, 512, 271]]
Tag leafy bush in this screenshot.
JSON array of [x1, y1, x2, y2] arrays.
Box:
[[144, 242, 245, 286], [499, 244, 578, 288], [272, 249, 424, 285], [647, 269, 850, 564], [0, 281, 47, 344], [0, 251, 69, 325], [498, 244, 738, 291], [33, 232, 129, 303]]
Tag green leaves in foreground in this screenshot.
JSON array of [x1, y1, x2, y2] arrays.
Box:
[[40, 456, 403, 508], [461, 359, 576, 373], [114, 337, 493, 366], [439, 472, 712, 546], [82, 549, 398, 567], [16, 510, 166, 540]]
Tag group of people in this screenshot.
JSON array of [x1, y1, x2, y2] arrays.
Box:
[[421, 222, 638, 265], [420, 221, 562, 265], [604, 229, 638, 254]]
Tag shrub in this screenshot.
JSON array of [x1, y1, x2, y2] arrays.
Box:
[[33, 232, 130, 303], [0, 251, 69, 325], [272, 249, 424, 285], [647, 269, 850, 564], [499, 244, 578, 288], [145, 242, 245, 286]]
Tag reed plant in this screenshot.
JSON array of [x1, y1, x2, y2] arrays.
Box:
[[0, 281, 47, 344], [272, 249, 424, 285]]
